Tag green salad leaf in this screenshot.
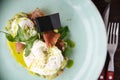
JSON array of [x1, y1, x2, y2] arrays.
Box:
[[5, 33, 15, 42], [0, 31, 15, 42], [24, 43, 32, 57], [1, 25, 38, 57], [58, 26, 69, 39], [14, 25, 26, 42], [1, 25, 26, 42], [24, 35, 38, 57], [3, 25, 34, 42], [58, 26, 75, 68]]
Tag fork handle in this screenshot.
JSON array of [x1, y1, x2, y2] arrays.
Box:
[[98, 67, 105, 80], [106, 71, 114, 80]]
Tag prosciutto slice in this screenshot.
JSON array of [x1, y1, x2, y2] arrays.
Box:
[[43, 31, 60, 48]]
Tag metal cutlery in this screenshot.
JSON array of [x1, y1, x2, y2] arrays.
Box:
[[97, 0, 120, 79], [106, 22, 119, 80], [98, 2, 110, 80], [106, 0, 120, 79]]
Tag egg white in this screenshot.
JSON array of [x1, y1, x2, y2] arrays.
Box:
[[23, 40, 64, 75], [10, 17, 36, 37]]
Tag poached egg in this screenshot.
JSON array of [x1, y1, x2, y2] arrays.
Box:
[[24, 40, 64, 75], [10, 17, 37, 38]]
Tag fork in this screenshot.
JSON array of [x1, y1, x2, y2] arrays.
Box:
[[106, 22, 119, 80]]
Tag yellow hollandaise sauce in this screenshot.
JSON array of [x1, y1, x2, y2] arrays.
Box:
[[7, 41, 38, 75], [7, 41, 26, 68]]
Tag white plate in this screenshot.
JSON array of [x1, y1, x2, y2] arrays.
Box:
[[0, 0, 107, 80]]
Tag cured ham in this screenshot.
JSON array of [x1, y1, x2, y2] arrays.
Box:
[[43, 31, 60, 47], [16, 42, 25, 52], [30, 8, 45, 19]]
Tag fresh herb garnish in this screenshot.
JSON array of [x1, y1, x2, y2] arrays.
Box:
[[1, 25, 26, 42], [24, 35, 38, 57], [14, 25, 26, 42], [58, 26, 75, 68], [62, 47, 71, 56], [0, 31, 15, 42], [1, 25, 38, 57], [24, 43, 32, 57], [58, 26, 69, 39], [65, 39, 75, 48], [66, 59, 74, 68], [5, 33, 15, 42]]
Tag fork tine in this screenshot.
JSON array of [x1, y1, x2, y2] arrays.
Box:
[[116, 23, 119, 35], [107, 22, 111, 43], [115, 23, 119, 43], [109, 23, 114, 43], [113, 23, 116, 43]]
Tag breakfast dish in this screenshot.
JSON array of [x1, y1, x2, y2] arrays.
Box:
[[2, 8, 75, 80]]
